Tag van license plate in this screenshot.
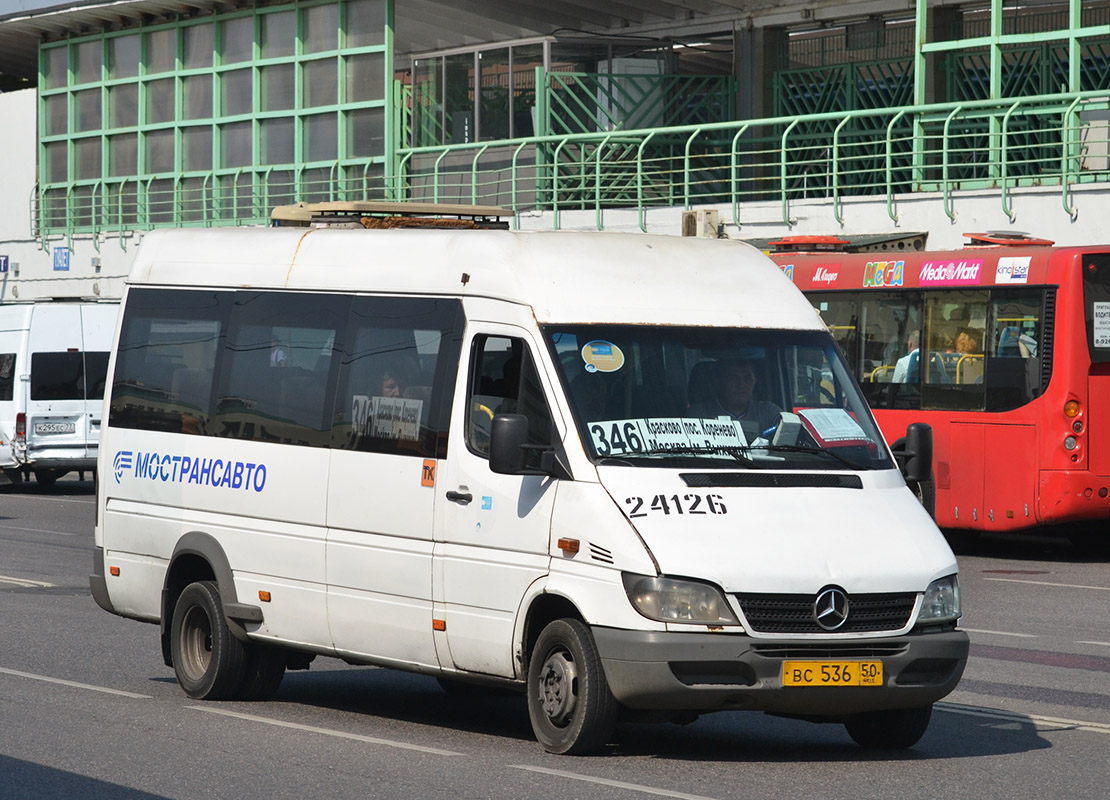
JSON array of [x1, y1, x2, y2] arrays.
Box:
[[34, 422, 76, 435], [782, 661, 883, 687]]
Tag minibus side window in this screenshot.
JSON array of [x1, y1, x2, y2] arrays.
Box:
[[212, 292, 349, 448], [109, 288, 232, 434], [0, 353, 15, 401], [466, 335, 553, 467], [331, 296, 463, 459]]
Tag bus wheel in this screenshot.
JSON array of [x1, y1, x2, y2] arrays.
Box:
[[845, 705, 932, 749], [236, 644, 286, 701], [170, 580, 246, 700], [527, 618, 617, 755], [907, 478, 936, 519]]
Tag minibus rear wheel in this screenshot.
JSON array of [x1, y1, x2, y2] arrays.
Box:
[[844, 705, 932, 749], [527, 618, 617, 755], [170, 580, 247, 700]]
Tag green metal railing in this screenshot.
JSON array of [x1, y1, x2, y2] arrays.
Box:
[[391, 90, 1110, 230]]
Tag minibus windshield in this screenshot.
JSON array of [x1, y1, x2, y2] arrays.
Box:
[[545, 325, 893, 471]]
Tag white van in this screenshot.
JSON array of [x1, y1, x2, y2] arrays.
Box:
[[0, 300, 118, 486], [91, 203, 967, 754]]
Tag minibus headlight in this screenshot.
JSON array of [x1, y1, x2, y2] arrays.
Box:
[[621, 573, 739, 625], [918, 575, 961, 623]]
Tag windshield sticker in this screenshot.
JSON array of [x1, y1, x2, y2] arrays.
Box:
[[1094, 303, 1110, 348], [919, 259, 983, 286], [797, 408, 869, 444], [353, 395, 422, 441], [581, 340, 625, 373], [588, 416, 748, 457], [624, 493, 727, 518], [995, 256, 1031, 285]]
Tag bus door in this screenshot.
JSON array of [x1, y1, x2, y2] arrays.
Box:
[[80, 304, 116, 460], [325, 296, 462, 670], [434, 325, 558, 677]]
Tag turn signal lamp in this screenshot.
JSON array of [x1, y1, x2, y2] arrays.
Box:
[[557, 538, 580, 554], [109, 566, 120, 577], [1064, 400, 1080, 418]]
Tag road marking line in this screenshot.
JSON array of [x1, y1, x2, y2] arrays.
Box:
[[0, 667, 151, 698], [984, 577, 1110, 592], [937, 702, 1110, 735], [963, 628, 1038, 638], [189, 706, 463, 756], [512, 765, 721, 800], [0, 524, 79, 537], [0, 576, 55, 588], [1076, 641, 1110, 647]]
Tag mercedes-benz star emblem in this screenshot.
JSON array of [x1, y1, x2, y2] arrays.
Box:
[[813, 587, 850, 631]]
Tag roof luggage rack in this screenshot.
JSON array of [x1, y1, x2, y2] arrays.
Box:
[[271, 201, 513, 230], [760, 232, 927, 254], [962, 231, 1054, 247]]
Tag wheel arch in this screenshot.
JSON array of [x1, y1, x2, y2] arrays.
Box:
[[160, 531, 254, 666], [520, 591, 584, 678]]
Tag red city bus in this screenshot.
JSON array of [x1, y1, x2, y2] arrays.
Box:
[[770, 233, 1110, 538]]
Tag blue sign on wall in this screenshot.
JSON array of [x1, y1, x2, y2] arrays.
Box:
[[0, 256, 8, 273], [53, 248, 70, 271]]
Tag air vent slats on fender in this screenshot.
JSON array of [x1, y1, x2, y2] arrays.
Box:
[[589, 543, 614, 564], [680, 473, 863, 489]]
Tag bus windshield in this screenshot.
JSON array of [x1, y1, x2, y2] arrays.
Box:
[[544, 325, 893, 471]]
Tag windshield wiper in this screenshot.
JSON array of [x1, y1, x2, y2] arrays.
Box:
[[753, 444, 866, 470], [607, 444, 761, 467]]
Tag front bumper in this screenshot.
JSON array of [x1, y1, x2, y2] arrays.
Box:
[[593, 626, 968, 716]]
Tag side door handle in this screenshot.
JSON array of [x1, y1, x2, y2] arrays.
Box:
[[446, 489, 473, 505]]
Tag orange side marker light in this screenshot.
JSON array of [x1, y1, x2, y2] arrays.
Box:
[[557, 538, 580, 554]]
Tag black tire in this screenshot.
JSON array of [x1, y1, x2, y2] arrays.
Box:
[[527, 618, 618, 755], [34, 469, 62, 487], [845, 705, 933, 749], [907, 478, 936, 520], [236, 643, 287, 701], [170, 580, 247, 700]]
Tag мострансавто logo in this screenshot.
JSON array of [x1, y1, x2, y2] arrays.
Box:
[[113, 449, 267, 492]]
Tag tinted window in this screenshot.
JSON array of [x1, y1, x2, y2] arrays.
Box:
[[109, 288, 232, 433], [212, 292, 349, 448], [32, 353, 84, 400], [0, 353, 15, 402], [332, 296, 463, 458]]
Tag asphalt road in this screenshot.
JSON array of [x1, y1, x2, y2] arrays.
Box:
[[1, 476, 1108, 799]]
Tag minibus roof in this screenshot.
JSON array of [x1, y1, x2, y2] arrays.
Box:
[[127, 226, 821, 330]]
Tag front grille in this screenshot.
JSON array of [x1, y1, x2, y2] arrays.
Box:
[[736, 592, 916, 634]]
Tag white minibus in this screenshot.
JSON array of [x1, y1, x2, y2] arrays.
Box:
[[92, 202, 967, 754], [0, 300, 118, 485]]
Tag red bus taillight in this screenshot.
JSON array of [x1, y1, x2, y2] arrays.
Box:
[[15, 412, 25, 442]]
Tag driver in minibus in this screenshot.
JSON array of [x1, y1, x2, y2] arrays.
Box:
[[688, 358, 782, 433]]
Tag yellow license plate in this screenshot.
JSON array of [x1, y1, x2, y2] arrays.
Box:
[[782, 660, 883, 687]]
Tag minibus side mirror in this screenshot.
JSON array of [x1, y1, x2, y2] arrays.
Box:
[[490, 414, 529, 474], [489, 413, 571, 479], [898, 422, 933, 484]]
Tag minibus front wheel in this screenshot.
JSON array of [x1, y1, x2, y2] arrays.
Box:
[[844, 704, 932, 749], [170, 580, 247, 700], [527, 618, 618, 755]]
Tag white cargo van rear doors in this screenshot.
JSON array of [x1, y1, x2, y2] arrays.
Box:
[[25, 304, 113, 474], [434, 321, 559, 677]]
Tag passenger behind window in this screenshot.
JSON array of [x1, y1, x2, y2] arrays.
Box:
[[687, 358, 782, 435], [892, 330, 920, 383]]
